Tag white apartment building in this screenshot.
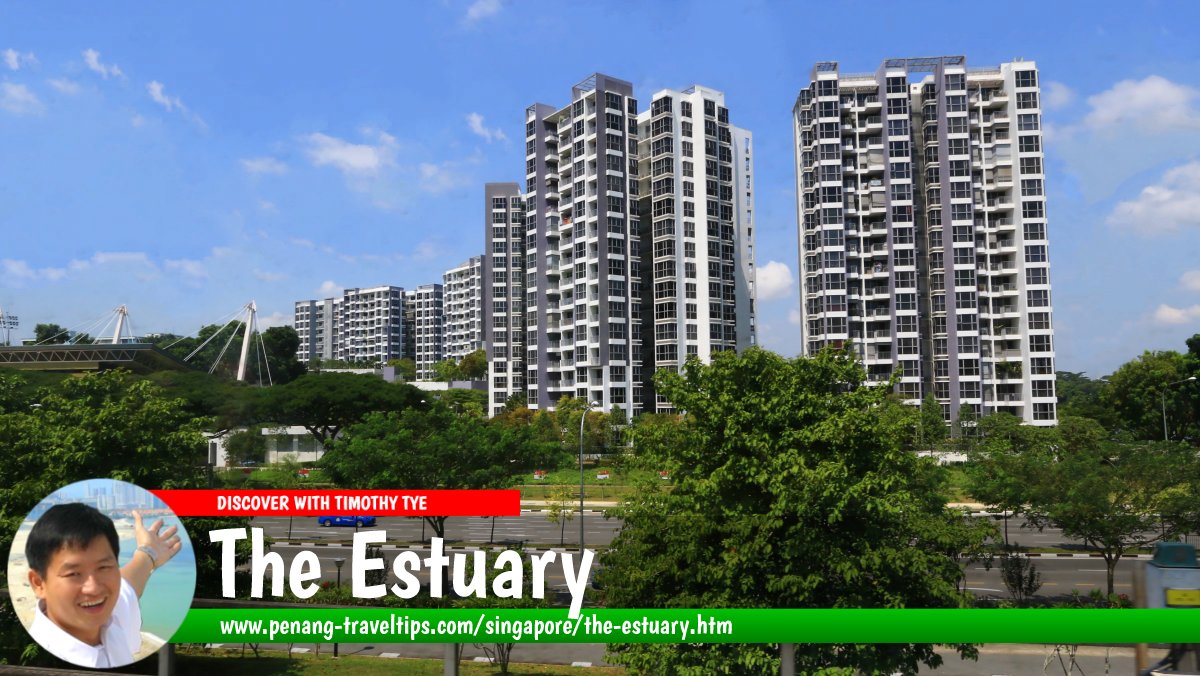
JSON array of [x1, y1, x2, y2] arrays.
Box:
[[294, 285, 408, 364], [443, 256, 485, 361], [483, 186, 526, 410], [793, 56, 1056, 425], [294, 299, 335, 362], [635, 85, 757, 411], [411, 283, 443, 380], [507, 73, 642, 418], [484, 74, 758, 418]]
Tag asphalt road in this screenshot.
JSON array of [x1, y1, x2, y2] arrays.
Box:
[[250, 512, 1177, 555], [251, 513, 622, 548], [245, 540, 1148, 605], [198, 641, 1168, 673]]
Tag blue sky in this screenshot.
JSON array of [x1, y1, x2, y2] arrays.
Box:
[[2, 1, 1198, 378]]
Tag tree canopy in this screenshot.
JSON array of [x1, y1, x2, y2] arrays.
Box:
[[969, 415, 1199, 594], [600, 348, 991, 674], [320, 406, 558, 538], [259, 371, 424, 445]]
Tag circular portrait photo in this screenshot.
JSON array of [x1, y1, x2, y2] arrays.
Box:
[[6, 479, 196, 669]]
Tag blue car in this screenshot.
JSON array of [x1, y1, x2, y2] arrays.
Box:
[[318, 516, 377, 527]]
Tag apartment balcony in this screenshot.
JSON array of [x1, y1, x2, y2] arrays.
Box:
[[992, 391, 1025, 404], [981, 148, 1013, 166], [977, 259, 1018, 275], [979, 283, 1019, 298]]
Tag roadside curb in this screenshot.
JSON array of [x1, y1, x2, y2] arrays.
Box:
[[1021, 552, 1153, 559], [272, 541, 598, 554]]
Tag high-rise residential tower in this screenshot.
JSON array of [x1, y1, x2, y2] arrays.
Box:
[[294, 285, 408, 364], [443, 256, 485, 363], [483, 185, 526, 410], [793, 57, 1056, 425], [411, 283, 443, 380], [635, 85, 757, 411], [514, 74, 642, 417], [486, 74, 758, 417]]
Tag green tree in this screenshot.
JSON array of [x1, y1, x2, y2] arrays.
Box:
[[600, 348, 990, 674], [1055, 371, 1112, 425], [1102, 350, 1193, 441], [458, 348, 488, 380], [224, 428, 267, 466], [1022, 432, 1198, 594], [545, 484, 577, 547], [0, 371, 207, 585], [965, 413, 1057, 545], [321, 407, 557, 539], [437, 387, 488, 417], [260, 372, 422, 446], [32, 322, 91, 345], [259, 325, 307, 384], [143, 370, 264, 432], [387, 357, 417, 381], [432, 358, 461, 382], [917, 394, 948, 450]]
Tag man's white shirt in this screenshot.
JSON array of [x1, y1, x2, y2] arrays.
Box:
[[30, 576, 141, 668]]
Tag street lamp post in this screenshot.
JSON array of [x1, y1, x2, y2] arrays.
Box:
[[1161, 376, 1197, 441], [580, 401, 600, 554], [333, 558, 345, 657]]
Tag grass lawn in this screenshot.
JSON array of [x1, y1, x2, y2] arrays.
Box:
[[942, 465, 975, 503], [174, 647, 625, 675], [515, 467, 670, 502]]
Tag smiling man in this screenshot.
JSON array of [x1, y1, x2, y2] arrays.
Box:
[[24, 503, 181, 668]]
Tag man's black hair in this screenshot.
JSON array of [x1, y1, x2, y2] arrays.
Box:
[[25, 503, 120, 577]]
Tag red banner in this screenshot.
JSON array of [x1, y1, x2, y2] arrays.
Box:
[[151, 490, 520, 516]]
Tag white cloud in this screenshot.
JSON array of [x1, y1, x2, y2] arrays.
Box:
[[89, 252, 155, 267], [240, 157, 288, 175], [130, 114, 145, 128], [418, 161, 470, 193], [302, 130, 397, 176], [465, 0, 502, 22], [466, 112, 507, 143], [2, 259, 35, 280], [1083, 75, 1200, 131], [756, 261, 795, 301], [0, 83, 43, 115], [254, 270, 287, 282], [1152, 304, 1200, 325], [290, 238, 316, 249], [211, 246, 237, 258], [2, 251, 157, 287], [258, 199, 277, 212], [1107, 161, 1200, 235], [146, 81, 206, 129], [47, 78, 81, 94], [164, 258, 207, 278], [318, 280, 341, 297], [146, 80, 183, 112], [82, 49, 124, 80], [3, 49, 37, 70], [788, 308, 802, 326], [1044, 81, 1075, 110], [1181, 271, 1200, 292], [257, 311, 291, 329]]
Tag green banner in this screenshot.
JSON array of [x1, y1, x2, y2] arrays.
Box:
[[172, 608, 1200, 644]]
